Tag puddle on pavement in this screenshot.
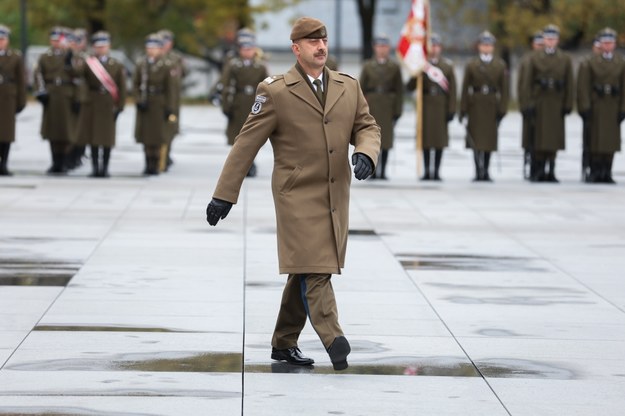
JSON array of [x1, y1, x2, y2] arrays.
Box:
[[0, 259, 79, 286], [0, 408, 156, 416], [396, 253, 549, 272], [443, 295, 593, 306], [475, 358, 576, 380], [245, 281, 284, 288], [33, 325, 200, 333]]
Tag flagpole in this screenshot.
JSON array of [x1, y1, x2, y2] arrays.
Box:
[[416, 73, 423, 178]]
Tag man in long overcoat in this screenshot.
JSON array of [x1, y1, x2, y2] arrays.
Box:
[[460, 31, 508, 181], [408, 34, 457, 180], [520, 24, 574, 182], [133, 34, 175, 175], [577, 28, 625, 184], [221, 30, 268, 177], [34, 27, 80, 174], [206, 17, 380, 371], [0, 24, 26, 176], [77, 32, 126, 178], [359, 33, 403, 179]]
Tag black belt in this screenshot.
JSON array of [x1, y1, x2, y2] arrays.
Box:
[[366, 87, 392, 94], [594, 84, 620, 97], [536, 78, 564, 91], [424, 85, 446, 96], [44, 78, 73, 86], [236, 85, 256, 95], [470, 85, 497, 95]]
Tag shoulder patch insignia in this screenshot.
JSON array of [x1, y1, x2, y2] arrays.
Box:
[[251, 95, 267, 115]]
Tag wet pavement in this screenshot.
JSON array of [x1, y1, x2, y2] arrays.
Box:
[[1, 103, 624, 415]]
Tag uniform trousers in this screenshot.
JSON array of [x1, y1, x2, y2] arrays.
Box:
[[271, 273, 343, 350]]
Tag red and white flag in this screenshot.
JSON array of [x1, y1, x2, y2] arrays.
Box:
[[396, 0, 430, 76]]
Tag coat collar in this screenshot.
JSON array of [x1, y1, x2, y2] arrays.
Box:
[[285, 65, 345, 115]]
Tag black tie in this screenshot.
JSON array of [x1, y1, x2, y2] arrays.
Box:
[[313, 79, 323, 105]]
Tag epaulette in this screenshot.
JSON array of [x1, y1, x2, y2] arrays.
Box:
[[338, 72, 356, 80], [264, 75, 283, 84]]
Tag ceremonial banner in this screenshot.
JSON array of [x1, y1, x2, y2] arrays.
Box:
[[396, 0, 430, 76]]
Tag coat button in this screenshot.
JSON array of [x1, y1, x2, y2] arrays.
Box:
[[330, 177, 335, 183], [329, 149, 334, 154], [332, 208, 336, 213], [324, 118, 329, 124]]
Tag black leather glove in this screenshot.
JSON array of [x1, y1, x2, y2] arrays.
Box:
[[352, 153, 373, 180], [446, 113, 454, 123], [16, 105, 25, 114], [521, 107, 535, 118], [136, 102, 148, 112], [619, 112, 625, 123], [71, 101, 81, 114], [36, 93, 49, 106], [580, 110, 591, 121], [206, 198, 233, 226]]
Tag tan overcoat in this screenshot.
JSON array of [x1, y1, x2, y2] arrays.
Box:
[[0, 49, 26, 143], [213, 66, 381, 275]]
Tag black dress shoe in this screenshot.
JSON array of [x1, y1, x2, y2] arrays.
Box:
[[271, 346, 314, 366], [327, 336, 351, 371]]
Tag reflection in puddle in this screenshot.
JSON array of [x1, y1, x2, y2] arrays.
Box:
[[396, 253, 549, 272], [0, 407, 156, 416], [33, 325, 200, 333], [0, 259, 79, 286], [476, 358, 576, 380]]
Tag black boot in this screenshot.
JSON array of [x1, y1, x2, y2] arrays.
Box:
[[421, 149, 431, 180], [148, 157, 160, 175], [546, 158, 558, 183], [530, 158, 545, 182], [472, 150, 483, 181], [143, 153, 150, 175], [89, 146, 100, 177], [101, 147, 111, 178], [483, 152, 492, 182], [0, 143, 12, 176], [433, 149, 443, 180], [379, 149, 389, 179], [604, 154, 616, 184]]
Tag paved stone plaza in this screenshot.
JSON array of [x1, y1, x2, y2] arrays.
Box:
[[1, 103, 624, 415]]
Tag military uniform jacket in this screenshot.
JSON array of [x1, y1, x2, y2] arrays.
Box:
[[221, 58, 268, 145], [408, 57, 457, 149], [577, 53, 625, 154], [164, 49, 187, 139], [359, 58, 403, 149], [517, 51, 534, 150], [460, 57, 508, 152], [213, 66, 381, 275], [34, 48, 79, 143], [77, 55, 127, 147], [133, 56, 175, 146], [521, 49, 574, 152], [0, 48, 26, 143]]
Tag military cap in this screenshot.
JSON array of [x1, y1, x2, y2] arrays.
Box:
[[599, 27, 617, 42], [73, 28, 87, 42], [237, 28, 256, 48], [145, 33, 164, 48], [373, 33, 391, 46], [543, 24, 560, 38], [158, 29, 174, 42], [290, 17, 327, 41], [0, 24, 10, 39], [532, 31, 544, 44], [92, 31, 111, 47], [478, 30, 496, 45], [430, 33, 442, 46], [49, 26, 65, 40]]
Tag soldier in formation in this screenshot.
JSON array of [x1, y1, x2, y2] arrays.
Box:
[[133, 33, 175, 175], [520, 24, 574, 183], [34, 27, 81, 175], [407, 33, 457, 181], [518, 31, 544, 180], [220, 29, 268, 177], [359, 34, 403, 180], [0, 24, 26, 176], [66, 28, 89, 170], [76, 31, 126, 178], [460, 31, 508, 182], [577, 28, 625, 184], [159, 29, 188, 171]]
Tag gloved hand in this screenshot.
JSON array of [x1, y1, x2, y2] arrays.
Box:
[[619, 112, 625, 123], [71, 101, 81, 114], [521, 107, 535, 118], [352, 153, 373, 180], [446, 113, 454, 123], [206, 198, 233, 226], [562, 108, 571, 117], [36, 93, 49, 106], [64, 50, 73, 67], [136, 102, 148, 112], [580, 110, 591, 121]]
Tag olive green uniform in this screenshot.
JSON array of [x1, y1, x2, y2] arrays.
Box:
[[577, 53, 625, 182], [163, 49, 187, 141], [521, 48, 574, 181], [221, 57, 268, 146], [360, 57, 403, 178], [133, 56, 175, 174], [34, 47, 80, 173], [460, 56, 508, 180], [0, 48, 26, 175]]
